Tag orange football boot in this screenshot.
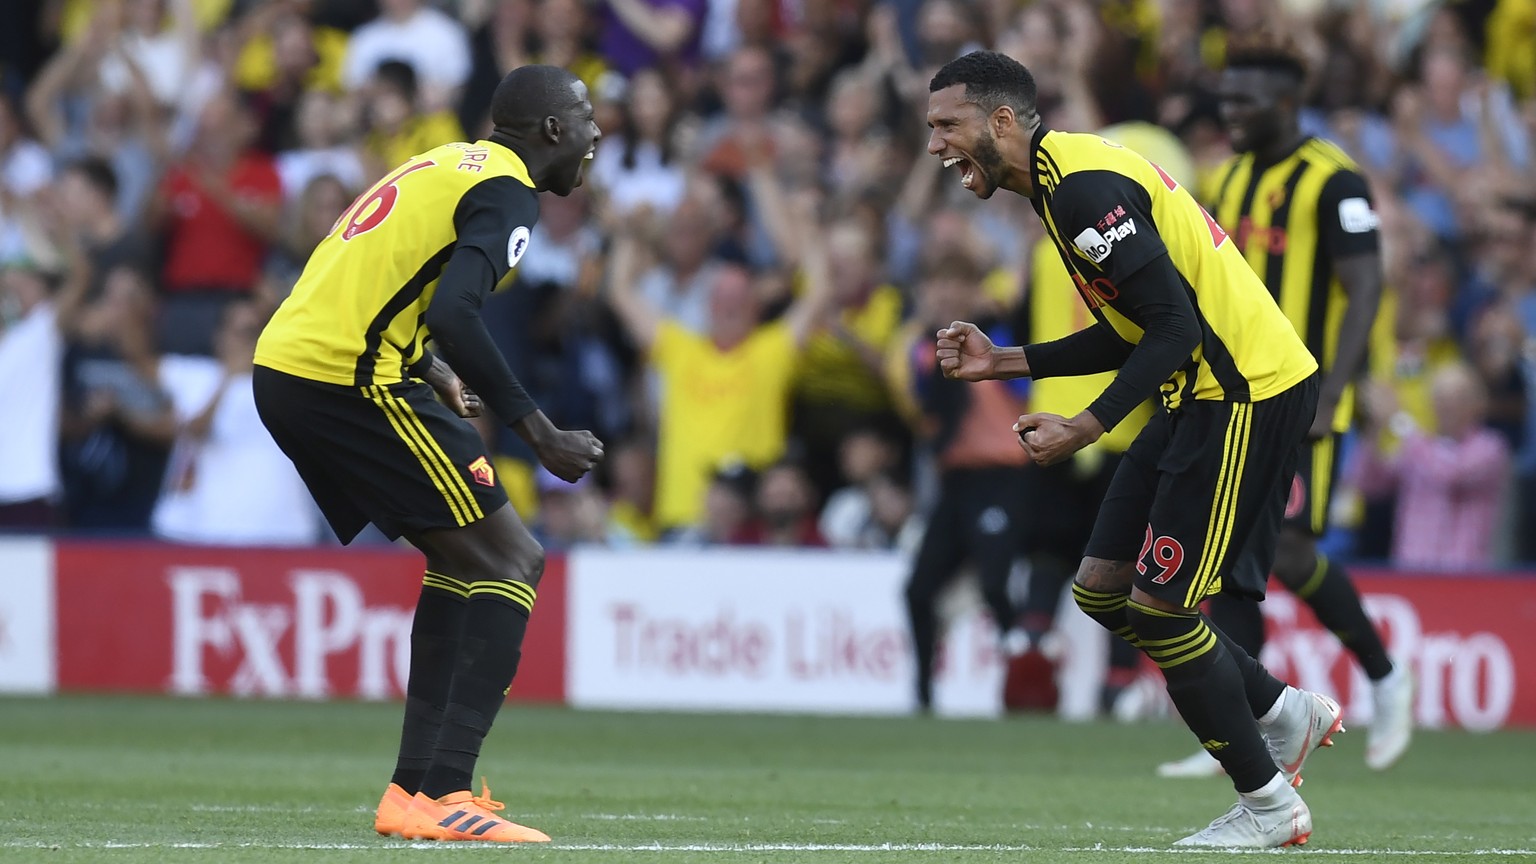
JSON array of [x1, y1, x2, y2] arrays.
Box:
[[374, 782, 412, 836], [399, 779, 550, 843]]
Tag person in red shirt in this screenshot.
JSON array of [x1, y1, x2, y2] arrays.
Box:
[[150, 87, 282, 355]]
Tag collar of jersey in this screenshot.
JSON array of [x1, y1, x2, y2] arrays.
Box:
[[1028, 124, 1053, 198], [478, 138, 536, 188]]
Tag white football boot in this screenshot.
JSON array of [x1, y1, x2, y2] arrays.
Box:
[[1174, 775, 1312, 848], [1366, 664, 1414, 771], [1260, 686, 1345, 787]]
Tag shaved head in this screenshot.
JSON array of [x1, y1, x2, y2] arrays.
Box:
[[487, 64, 601, 196], [491, 64, 586, 132]]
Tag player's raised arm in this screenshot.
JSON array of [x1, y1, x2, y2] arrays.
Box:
[[604, 222, 662, 352], [1312, 171, 1383, 440], [782, 195, 837, 347]]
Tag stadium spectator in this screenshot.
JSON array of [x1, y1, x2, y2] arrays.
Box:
[[819, 427, 902, 548], [611, 187, 728, 335], [604, 439, 659, 545], [791, 218, 905, 498], [741, 460, 826, 547], [361, 60, 465, 181], [273, 89, 366, 202], [598, 0, 709, 79], [671, 463, 757, 547], [1351, 364, 1512, 569], [0, 262, 63, 528], [151, 301, 320, 545], [23, 11, 165, 223], [58, 264, 173, 531], [2, 0, 1535, 574], [606, 199, 832, 534], [49, 157, 152, 301], [256, 173, 353, 310], [150, 86, 282, 355], [341, 0, 471, 109], [532, 469, 611, 551], [588, 67, 688, 218]]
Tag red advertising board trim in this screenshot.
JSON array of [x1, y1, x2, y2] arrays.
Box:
[[53, 542, 565, 702]]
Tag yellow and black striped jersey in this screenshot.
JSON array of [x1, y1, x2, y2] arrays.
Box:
[[1208, 137, 1381, 433], [256, 140, 538, 387], [1028, 127, 1317, 412], [1027, 234, 1154, 453]]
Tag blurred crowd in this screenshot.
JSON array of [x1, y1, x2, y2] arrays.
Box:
[[1, 0, 1534, 571]]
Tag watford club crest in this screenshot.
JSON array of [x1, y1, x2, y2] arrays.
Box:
[[468, 456, 496, 488]]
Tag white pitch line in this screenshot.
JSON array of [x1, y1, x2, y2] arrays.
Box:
[[4, 841, 1535, 855], [580, 813, 710, 822]]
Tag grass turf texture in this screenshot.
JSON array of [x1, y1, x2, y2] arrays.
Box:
[[2, 695, 1533, 863]]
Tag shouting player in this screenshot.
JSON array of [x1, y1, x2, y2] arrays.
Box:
[[928, 51, 1339, 848], [1157, 38, 1413, 782], [253, 65, 603, 843]]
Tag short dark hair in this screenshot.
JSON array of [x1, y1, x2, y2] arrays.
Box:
[[929, 51, 1038, 124], [374, 60, 418, 100], [490, 64, 585, 132], [1225, 34, 1308, 87], [66, 155, 118, 202]]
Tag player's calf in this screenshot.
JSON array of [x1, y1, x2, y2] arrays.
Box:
[[1125, 598, 1280, 795]]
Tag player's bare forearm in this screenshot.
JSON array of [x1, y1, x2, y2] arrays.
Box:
[[1322, 253, 1384, 409], [511, 409, 560, 448]]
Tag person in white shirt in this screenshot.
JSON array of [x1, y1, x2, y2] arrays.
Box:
[[341, 0, 472, 110], [0, 264, 63, 528], [152, 301, 321, 545]]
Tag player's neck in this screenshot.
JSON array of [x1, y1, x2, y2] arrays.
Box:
[[487, 129, 551, 189], [1252, 126, 1307, 165], [1002, 121, 1044, 198]]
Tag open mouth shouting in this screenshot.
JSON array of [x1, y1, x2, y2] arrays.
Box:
[[941, 155, 977, 190]]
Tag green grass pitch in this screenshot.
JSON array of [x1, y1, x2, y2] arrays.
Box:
[[2, 695, 1533, 863]]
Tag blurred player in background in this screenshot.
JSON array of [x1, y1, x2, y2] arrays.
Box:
[[890, 250, 1030, 713], [928, 51, 1340, 848], [1156, 38, 1413, 782], [253, 65, 604, 843]]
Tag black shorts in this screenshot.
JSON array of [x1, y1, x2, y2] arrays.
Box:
[[253, 366, 507, 543], [1084, 375, 1318, 606], [1019, 451, 1121, 560], [1284, 432, 1342, 536]]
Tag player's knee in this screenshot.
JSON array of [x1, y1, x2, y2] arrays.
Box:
[[1073, 557, 1135, 594], [1270, 530, 1316, 591]]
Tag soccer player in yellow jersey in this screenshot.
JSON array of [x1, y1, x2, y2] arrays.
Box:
[[926, 51, 1338, 848], [253, 65, 604, 843], [1157, 39, 1414, 783]]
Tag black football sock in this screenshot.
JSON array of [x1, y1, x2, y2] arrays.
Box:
[[1071, 584, 1141, 649], [390, 573, 469, 794], [1294, 554, 1393, 681], [1127, 600, 1278, 793], [1206, 590, 1265, 657], [1207, 613, 1288, 719], [419, 579, 535, 799]]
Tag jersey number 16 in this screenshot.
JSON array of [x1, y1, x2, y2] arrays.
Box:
[[330, 160, 437, 241]]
